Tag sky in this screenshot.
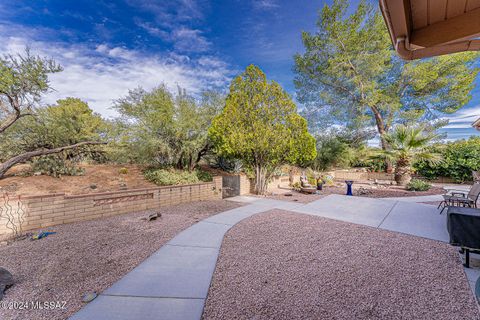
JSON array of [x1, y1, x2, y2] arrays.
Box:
[[0, 0, 479, 142]]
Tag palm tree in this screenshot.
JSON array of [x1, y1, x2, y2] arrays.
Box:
[[380, 125, 442, 186]]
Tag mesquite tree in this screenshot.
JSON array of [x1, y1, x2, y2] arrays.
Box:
[[0, 50, 104, 178], [209, 65, 316, 195], [112, 86, 223, 170]]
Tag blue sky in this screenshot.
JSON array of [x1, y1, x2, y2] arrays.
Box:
[[0, 0, 479, 142]]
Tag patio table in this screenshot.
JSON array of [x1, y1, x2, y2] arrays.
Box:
[[447, 206, 480, 268]]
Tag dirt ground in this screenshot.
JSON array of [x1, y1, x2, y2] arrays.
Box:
[[203, 210, 479, 320], [0, 165, 455, 200], [0, 164, 158, 196], [0, 200, 243, 320]]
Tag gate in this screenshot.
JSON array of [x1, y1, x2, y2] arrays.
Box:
[[222, 175, 240, 198]]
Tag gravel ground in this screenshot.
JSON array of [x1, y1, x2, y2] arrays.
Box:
[[203, 210, 479, 320], [0, 200, 242, 320], [260, 185, 445, 203]]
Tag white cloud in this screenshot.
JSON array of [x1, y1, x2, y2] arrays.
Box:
[[127, 0, 204, 24], [0, 36, 233, 118], [442, 106, 480, 129], [173, 27, 210, 52], [253, 0, 279, 10], [135, 22, 211, 53], [130, 0, 211, 53], [134, 20, 170, 40]]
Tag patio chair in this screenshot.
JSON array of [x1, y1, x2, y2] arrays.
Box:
[[438, 182, 480, 214]]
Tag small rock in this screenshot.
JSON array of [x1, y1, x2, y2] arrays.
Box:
[[89, 184, 97, 190], [284, 193, 293, 197], [33, 171, 42, 176], [0, 267, 14, 301], [82, 292, 97, 303], [141, 211, 162, 222]]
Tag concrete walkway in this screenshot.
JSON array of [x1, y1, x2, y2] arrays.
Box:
[[380, 194, 443, 203], [291, 194, 448, 242], [70, 194, 471, 320]]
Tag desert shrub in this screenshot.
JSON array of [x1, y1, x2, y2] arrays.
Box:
[[406, 179, 431, 191], [143, 168, 213, 186], [118, 167, 129, 174], [195, 170, 213, 182], [414, 137, 480, 182], [320, 175, 334, 186], [111, 86, 224, 170], [292, 182, 301, 191], [208, 155, 243, 173], [31, 155, 84, 178], [312, 135, 352, 171]]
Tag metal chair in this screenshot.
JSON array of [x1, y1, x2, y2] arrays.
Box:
[[473, 171, 480, 183], [439, 182, 480, 214]]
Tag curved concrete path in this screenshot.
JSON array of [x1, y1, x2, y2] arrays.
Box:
[[70, 195, 455, 320]]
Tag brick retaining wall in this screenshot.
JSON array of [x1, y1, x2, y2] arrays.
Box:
[[0, 177, 222, 239]]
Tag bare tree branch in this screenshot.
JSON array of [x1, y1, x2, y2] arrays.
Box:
[[0, 141, 106, 178]]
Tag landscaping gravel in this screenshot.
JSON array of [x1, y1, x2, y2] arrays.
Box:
[[0, 200, 242, 320], [261, 185, 445, 203], [203, 210, 479, 320]]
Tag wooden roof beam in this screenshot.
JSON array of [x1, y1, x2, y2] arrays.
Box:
[[410, 8, 480, 48]]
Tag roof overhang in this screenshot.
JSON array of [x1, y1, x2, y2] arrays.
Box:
[[379, 0, 480, 60], [473, 118, 480, 131]]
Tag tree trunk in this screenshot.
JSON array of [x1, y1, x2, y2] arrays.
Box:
[[176, 152, 185, 170], [0, 141, 106, 179], [190, 144, 209, 172], [254, 165, 269, 195], [370, 105, 393, 173], [394, 161, 412, 186]]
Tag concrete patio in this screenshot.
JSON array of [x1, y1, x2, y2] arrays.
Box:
[[70, 194, 478, 320]]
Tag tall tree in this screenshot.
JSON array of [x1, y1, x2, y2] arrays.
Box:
[[209, 65, 316, 195], [294, 0, 479, 151], [0, 51, 104, 179], [112, 85, 223, 170]]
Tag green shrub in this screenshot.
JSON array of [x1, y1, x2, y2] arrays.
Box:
[[292, 182, 301, 191], [195, 170, 213, 182], [143, 168, 213, 186], [313, 135, 352, 171], [406, 179, 431, 191], [414, 137, 480, 182], [118, 167, 129, 175], [322, 175, 334, 186], [31, 155, 85, 178]]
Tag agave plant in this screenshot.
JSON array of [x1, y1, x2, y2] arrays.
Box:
[[380, 125, 442, 186]]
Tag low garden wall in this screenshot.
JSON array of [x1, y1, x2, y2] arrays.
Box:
[[0, 177, 222, 239], [330, 170, 459, 184], [331, 171, 394, 181]]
